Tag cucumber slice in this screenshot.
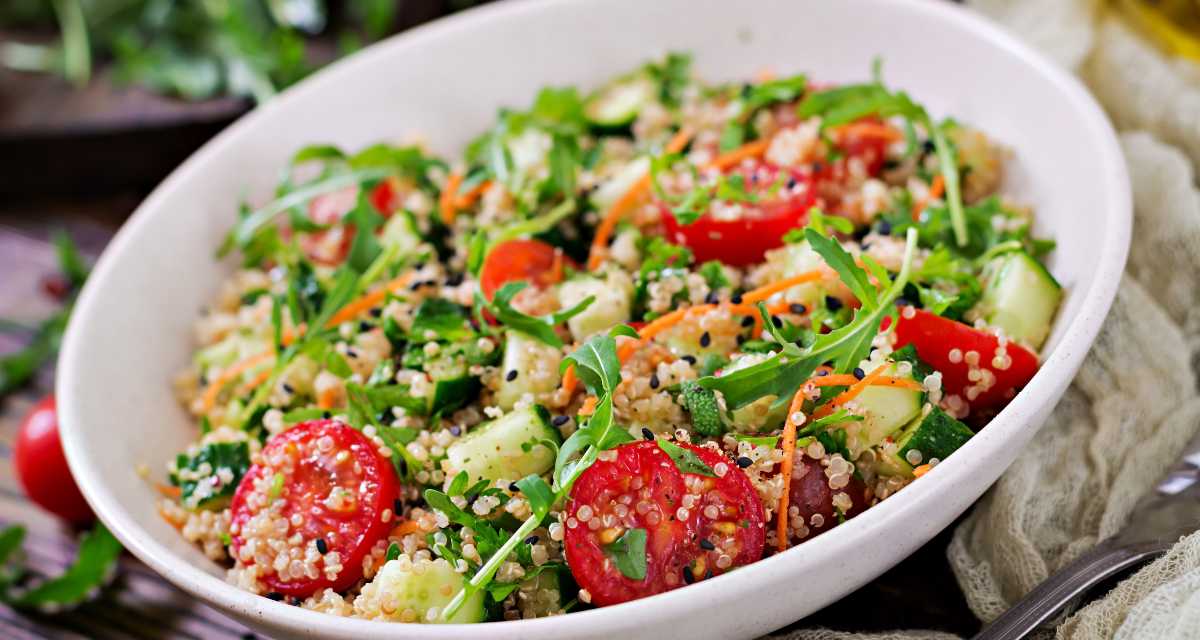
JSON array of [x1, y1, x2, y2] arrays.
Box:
[[590, 157, 650, 214], [358, 557, 484, 623], [724, 354, 787, 433], [557, 272, 633, 340], [584, 75, 657, 128], [495, 330, 562, 411], [974, 251, 1062, 350], [852, 362, 924, 450], [880, 406, 975, 477], [425, 356, 479, 416], [379, 210, 423, 257], [444, 406, 560, 484]]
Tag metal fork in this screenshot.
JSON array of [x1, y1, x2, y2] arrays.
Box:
[[973, 432, 1200, 640]]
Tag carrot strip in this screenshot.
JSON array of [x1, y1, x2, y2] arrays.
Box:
[[579, 396, 598, 416], [317, 388, 338, 410], [709, 137, 772, 171], [776, 388, 807, 552], [440, 172, 464, 225], [741, 270, 824, 304], [587, 127, 694, 271], [199, 351, 274, 413], [454, 179, 492, 209], [912, 174, 945, 221], [912, 464, 933, 478], [326, 272, 414, 328], [391, 520, 422, 537], [156, 483, 182, 499], [815, 364, 889, 418], [808, 374, 923, 391], [562, 364, 579, 397], [236, 369, 273, 397]]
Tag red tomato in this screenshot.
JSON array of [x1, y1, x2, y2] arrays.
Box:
[[888, 308, 1040, 415], [299, 181, 402, 265], [564, 441, 765, 606], [479, 239, 574, 300], [14, 395, 94, 524], [786, 457, 867, 543], [660, 160, 818, 266], [229, 420, 399, 598]]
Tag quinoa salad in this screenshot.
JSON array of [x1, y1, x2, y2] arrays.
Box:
[[163, 54, 1063, 623]]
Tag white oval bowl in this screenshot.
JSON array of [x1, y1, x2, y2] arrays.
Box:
[[57, 0, 1129, 637]]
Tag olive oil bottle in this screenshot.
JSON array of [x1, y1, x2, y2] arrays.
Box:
[[1116, 0, 1200, 60]]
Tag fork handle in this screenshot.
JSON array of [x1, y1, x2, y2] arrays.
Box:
[[972, 541, 1166, 640]]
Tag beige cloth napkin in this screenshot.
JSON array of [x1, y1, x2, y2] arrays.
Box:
[[778, 4, 1200, 639]]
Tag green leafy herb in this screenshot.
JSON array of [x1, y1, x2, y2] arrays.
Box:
[[3, 522, 121, 610], [410, 298, 473, 343], [170, 441, 251, 510], [798, 409, 864, 438], [476, 281, 593, 348], [603, 528, 648, 581], [657, 439, 717, 477]]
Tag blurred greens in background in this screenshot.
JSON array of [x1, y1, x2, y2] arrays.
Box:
[[0, 0, 478, 104]]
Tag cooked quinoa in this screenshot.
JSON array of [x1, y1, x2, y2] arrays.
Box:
[[162, 53, 1062, 623]]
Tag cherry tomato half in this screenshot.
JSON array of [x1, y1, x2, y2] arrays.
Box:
[[564, 441, 765, 606], [786, 456, 867, 544], [660, 160, 818, 266], [230, 420, 399, 598], [14, 395, 94, 524], [479, 239, 573, 300], [888, 308, 1040, 415], [299, 181, 404, 266]]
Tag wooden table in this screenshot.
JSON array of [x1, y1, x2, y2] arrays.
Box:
[[0, 198, 981, 638]]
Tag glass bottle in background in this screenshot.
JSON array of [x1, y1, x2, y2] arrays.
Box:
[[1115, 0, 1200, 60]]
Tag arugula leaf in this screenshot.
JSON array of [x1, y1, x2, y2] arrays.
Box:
[[476, 282, 592, 348], [804, 208, 855, 237], [645, 52, 692, 107], [170, 441, 251, 510], [559, 333, 621, 396], [798, 409, 864, 438], [805, 229, 878, 310], [343, 190, 385, 273], [7, 523, 121, 609], [52, 231, 89, 289], [515, 474, 555, 521], [657, 439, 716, 477], [603, 528, 648, 581], [410, 298, 473, 342]]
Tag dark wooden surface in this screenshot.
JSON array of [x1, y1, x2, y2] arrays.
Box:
[[0, 199, 982, 638]]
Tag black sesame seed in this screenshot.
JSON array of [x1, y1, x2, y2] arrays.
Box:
[[322, 411, 332, 419], [705, 569, 714, 580], [922, 139, 936, 155], [369, 307, 383, 318], [682, 355, 697, 365], [359, 321, 372, 332], [877, 220, 893, 235], [524, 535, 540, 545], [771, 316, 783, 329], [505, 370, 519, 382], [825, 296, 843, 311], [861, 243, 872, 251], [509, 482, 520, 492], [817, 369, 830, 377], [699, 538, 716, 551], [737, 335, 746, 345], [316, 538, 328, 554], [811, 161, 825, 172], [282, 382, 295, 394], [731, 294, 744, 304], [552, 415, 570, 427], [242, 634, 258, 640], [853, 367, 866, 380], [741, 316, 754, 327], [394, 499, 404, 513], [345, 348, 359, 359], [649, 373, 661, 390], [789, 303, 807, 314], [699, 332, 711, 348], [449, 425, 462, 436], [736, 456, 753, 468], [683, 568, 695, 584], [291, 597, 303, 606], [413, 262, 426, 271], [445, 273, 464, 287], [642, 427, 655, 441], [895, 297, 911, 308], [266, 592, 284, 601], [409, 281, 422, 291], [786, 177, 798, 189], [705, 291, 719, 305]]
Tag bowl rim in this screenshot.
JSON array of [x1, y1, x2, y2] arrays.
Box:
[[57, 0, 1131, 636]]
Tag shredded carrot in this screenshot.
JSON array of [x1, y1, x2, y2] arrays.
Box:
[[579, 396, 598, 416], [199, 351, 274, 413], [391, 520, 422, 537], [454, 179, 491, 209], [808, 374, 923, 391], [550, 249, 565, 283], [913, 174, 945, 221], [741, 270, 824, 304], [815, 364, 889, 418], [326, 272, 414, 328], [156, 483, 182, 499], [236, 369, 273, 397], [776, 387, 808, 552], [587, 127, 694, 270], [562, 364, 579, 397], [317, 388, 338, 410], [709, 137, 772, 171], [912, 463, 933, 478], [439, 172, 464, 225]]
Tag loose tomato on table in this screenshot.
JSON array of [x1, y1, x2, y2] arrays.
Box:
[[888, 307, 1040, 414], [660, 160, 818, 267], [229, 420, 399, 598], [14, 394, 94, 525], [564, 441, 765, 606], [479, 239, 574, 300]]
